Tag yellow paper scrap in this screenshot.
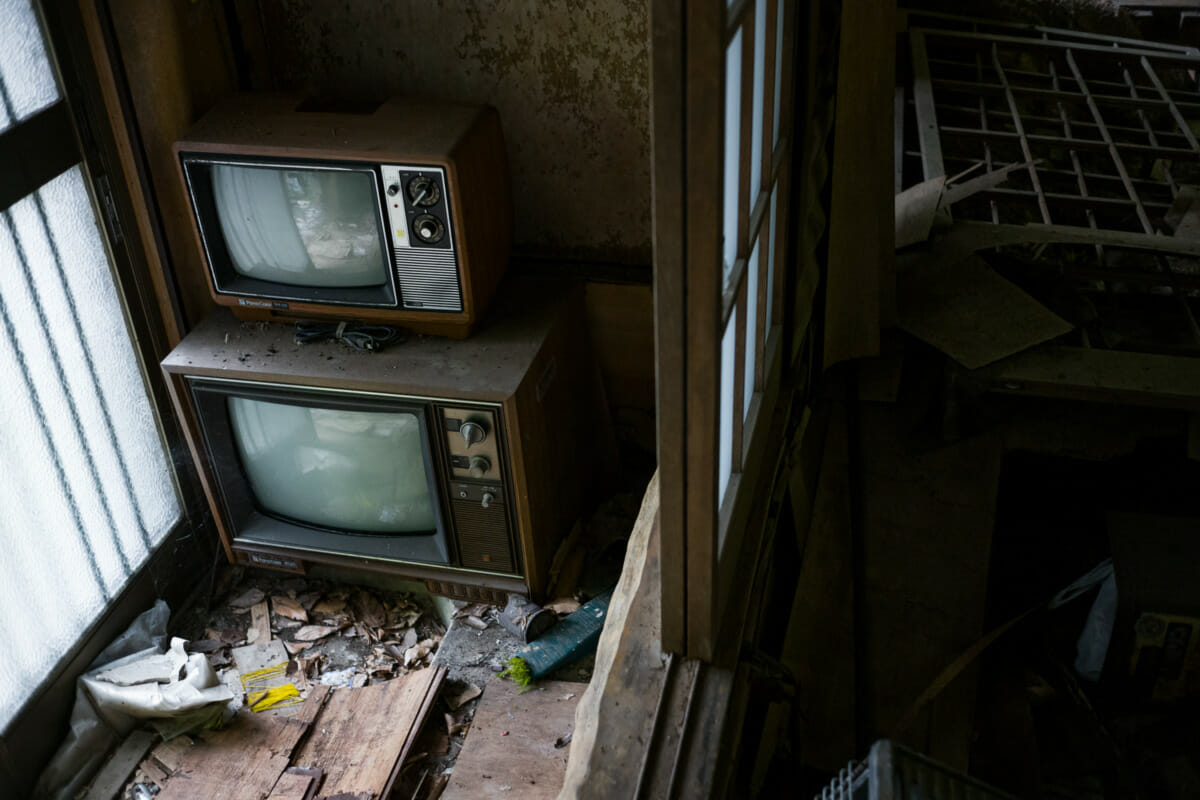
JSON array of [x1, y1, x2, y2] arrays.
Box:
[[247, 683, 301, 712]]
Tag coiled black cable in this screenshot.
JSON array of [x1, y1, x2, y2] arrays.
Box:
[[293, 320, 405, 352]]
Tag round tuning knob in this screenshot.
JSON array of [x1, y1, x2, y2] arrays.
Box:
[[406, 175, 441, 207], [412, 214, 445, 244], [460, 421, 486, 447], [386, 183, 401, 196], [468, 456, 491, 479]]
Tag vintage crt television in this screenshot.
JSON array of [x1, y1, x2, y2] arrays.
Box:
[[174, 93, 511, 338], [161, 280, 616, 602]]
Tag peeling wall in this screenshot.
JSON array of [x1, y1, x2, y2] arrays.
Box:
[[262, 0, 652, 265]]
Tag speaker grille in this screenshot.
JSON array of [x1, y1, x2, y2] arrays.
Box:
[[393, 248, 462, 311], [424, 580, 508, 605], [452, 499, 514, 573]]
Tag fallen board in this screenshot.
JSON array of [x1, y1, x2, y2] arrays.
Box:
[[156, 686, 330, 800], [265, 768, 316, 800], [897, 255, 1073, 369], [442, 677, 583, 800], [976, 345, 1200, 410], [293, 665, 446, 799], [85, 730, 156, 800]]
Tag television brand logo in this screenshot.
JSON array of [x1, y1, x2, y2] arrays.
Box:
[[238, 298, 289, 310]]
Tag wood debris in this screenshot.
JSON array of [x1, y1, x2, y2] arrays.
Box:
[[310, 598, 347, 616], [293, 625, 338, 642], [443, 682, 482, 711], [404, 638, 437, 667], [247, 600, 272, 643], [228, 588, 266, 609], [271, 596, 308, 623], [351, 590, 387, 629], [545, 599, 581, 616]]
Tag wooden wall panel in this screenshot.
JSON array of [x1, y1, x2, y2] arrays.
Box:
[[107, 0, 238, 331], [823, 0, 895, 368], [584, 282, 655, 410]]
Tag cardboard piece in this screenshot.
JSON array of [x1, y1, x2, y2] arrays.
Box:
[[898, 255, 1073, 369]]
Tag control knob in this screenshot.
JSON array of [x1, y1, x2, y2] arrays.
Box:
[[460, 421, 486, 447], [386, 183, 401, 196], [468, 456, 491, 479], [412, 214, 445, 244], [481, 492, 495, 509]]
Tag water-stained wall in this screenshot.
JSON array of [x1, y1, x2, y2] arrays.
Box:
[[260, 0, 652, 266]]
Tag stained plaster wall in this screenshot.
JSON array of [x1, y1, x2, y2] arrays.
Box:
[[260, 0, 652, 266]]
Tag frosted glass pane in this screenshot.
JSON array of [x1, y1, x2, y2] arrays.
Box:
[[722, 28, 743, 286], [744, 236, 761, 419], [766, 188, 778, 331], [0, 0, 60, 132], [719, 307, 737, 506], [230, 398, 437, 534], [0, 168, 180, 730], [213, 165, 387, 288], [773, 0, 785, 147], [749, 0, 767, 215]]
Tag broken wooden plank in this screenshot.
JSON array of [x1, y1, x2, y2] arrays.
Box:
[[898, 255, 1073, 369], [442, 678, 583, 800], [558, 472, 666, 800], [249, 599, 272, 643], [293, 667, 446, 799], [147, 734, 192, 775], [138, 756, 171, 786], [265, 768, 315, 800], [84, 730, 156, 800], [978, 346, 1200, 410], [156, 686, 330, 800]]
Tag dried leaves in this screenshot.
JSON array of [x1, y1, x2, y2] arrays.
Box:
[[228, 588, 265, 609], [271, 595, 308, 623], [293, 625, 339, 642], [198, 581, 444, 709]]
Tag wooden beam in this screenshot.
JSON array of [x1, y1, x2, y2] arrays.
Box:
[[651, 0, 688, 656], [824, 0, 893, 369], [84, 731, 156, 800], [977, 346, 1200, 410]]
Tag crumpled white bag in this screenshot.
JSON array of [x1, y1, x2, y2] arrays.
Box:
[[83, 638, 234, 720]]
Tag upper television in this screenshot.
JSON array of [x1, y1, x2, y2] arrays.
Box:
[[174, 93, 512, 338]]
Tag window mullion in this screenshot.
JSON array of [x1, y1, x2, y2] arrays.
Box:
[[0, 102, 79, 212]]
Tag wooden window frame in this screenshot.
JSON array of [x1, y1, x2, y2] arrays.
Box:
[[0, 3, 214, 793], [653, 0, 798, 659]]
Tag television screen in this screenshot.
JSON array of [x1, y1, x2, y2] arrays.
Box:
[[211, 164, 387, 289], [228, 397, 437, 534]]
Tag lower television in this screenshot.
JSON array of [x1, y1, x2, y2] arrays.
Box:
[[161, 280, 616, 602]]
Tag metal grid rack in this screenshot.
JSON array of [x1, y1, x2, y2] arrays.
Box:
[[816, 740, 1020, 800], [901, 18, 1200, 351]]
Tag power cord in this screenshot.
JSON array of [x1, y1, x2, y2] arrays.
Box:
[[293, 320, 405, 352]]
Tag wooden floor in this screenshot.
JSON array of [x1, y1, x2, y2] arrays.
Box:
[[149, 666, 445, 800], [787, 392, 1002, 774], [442, 677, 583, 800]]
